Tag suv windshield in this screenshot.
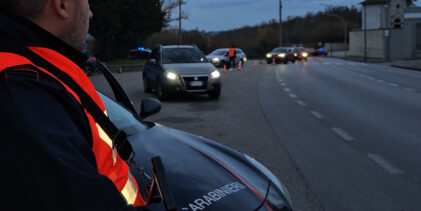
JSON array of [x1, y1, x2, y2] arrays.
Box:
[[162, 47, 207, 64], [209, 49, 227, 56], [272, 48, 288, 53], [295, 48, 305, 52]]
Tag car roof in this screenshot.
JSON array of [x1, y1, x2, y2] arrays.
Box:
[[213, 48, 243, 51], [162, 45, 195, 49]]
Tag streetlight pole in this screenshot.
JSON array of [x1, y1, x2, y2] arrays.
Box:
[[364, 5, 367, 62], [323, 13, 348, 57], [178, 0, 182, 45], [279, 0, 283, 46]]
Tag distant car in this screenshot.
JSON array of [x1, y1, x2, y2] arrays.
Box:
[[81, 54, 97, 76], [266, 47, 295, 64], [312, 47, 328, 56], [293, 47, 309, 61], [143, 45, 221, 100], [128, 47, 152, 59], [206, 48, 247, 67]]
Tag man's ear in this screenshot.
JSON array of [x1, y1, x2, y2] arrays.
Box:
[[52, 0, 72, 19]]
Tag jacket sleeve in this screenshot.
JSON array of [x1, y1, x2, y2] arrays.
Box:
[[0, 71, 137, 211]]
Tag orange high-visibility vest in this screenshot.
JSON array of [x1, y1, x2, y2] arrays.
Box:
[[0, 47, 145, 206], [228, 48, 235, 57]]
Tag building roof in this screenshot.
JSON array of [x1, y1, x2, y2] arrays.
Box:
[[360, 0, 387, 6]]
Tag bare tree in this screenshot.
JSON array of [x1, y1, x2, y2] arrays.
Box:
[[161, 0, 188, 23]]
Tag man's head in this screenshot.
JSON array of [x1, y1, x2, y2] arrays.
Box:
[[0, 0, 93, 51]]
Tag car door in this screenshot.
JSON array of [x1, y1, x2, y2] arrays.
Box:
[[235, 49, 242, 63], [145, 47, 162, 88]]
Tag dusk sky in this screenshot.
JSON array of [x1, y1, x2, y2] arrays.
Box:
[[169, 0, 421, 32]]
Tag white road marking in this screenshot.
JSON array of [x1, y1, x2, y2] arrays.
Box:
[[289, 94, 297, 98], [310, 111, 323, 119], [276, 70, 281, 80], [377, 79, 385, 83], [389, 83, 399, 87], [335, 63, 343, 65], [404, 87, 416, 92], [367, 76, 374, 80], [325, 62, 331, 65], [284, 88, 291, 92], [297, 100, 307, 106], [280, 83, 286, 87], [367, 154, 404, 175], [331, 128, 354, 141]]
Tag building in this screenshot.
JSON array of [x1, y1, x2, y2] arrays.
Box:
[[349, 0, 421, 60]]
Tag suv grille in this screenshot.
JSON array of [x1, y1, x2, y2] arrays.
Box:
[[182, 76, 208, 90]]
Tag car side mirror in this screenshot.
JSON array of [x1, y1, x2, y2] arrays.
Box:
[[140, 98, 161, 119]]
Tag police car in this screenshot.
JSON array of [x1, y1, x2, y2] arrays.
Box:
[[95, 62, 293, 211]]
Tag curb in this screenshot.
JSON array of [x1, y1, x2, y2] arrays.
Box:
[[391, 64, 421, 72]]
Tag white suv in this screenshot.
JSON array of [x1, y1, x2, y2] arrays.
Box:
[[206, 48, 247, 67]]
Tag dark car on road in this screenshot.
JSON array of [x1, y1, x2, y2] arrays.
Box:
[[93, 62, 294, 211], [143, 45, 221, 100], [266, 47, 295, 64], [312, 47, 328, 56], [293, 47, 309, 61]]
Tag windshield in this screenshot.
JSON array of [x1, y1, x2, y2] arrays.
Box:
[[162, 48, 207, 64], [98, 92, 146, 135], [272, 48, 288, 53], [209, 49, 227, 56]]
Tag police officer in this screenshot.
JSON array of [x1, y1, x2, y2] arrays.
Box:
[[228, 45, 237, 69], [0, 0, 145, 210]]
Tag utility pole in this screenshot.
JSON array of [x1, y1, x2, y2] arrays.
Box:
[[178, 0, 182, 45], [364, 4, 367, 62], [279, 0, 283, 46]]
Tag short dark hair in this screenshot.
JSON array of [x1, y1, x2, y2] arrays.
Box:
[[0, 0, 47, 19]]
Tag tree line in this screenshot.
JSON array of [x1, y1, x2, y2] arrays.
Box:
[[145, 6, 361, 58], [88, 3, 361, 60]]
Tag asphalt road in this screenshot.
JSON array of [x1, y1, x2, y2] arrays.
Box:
[[260, 57, 421, 211], [90, 57, 421, 210]]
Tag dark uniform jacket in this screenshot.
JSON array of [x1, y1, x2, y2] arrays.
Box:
[[0, 14, 138, 211]]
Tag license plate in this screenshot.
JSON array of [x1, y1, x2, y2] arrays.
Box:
[[190, 81, 203, 87]]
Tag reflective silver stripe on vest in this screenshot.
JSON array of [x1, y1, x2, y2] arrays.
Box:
[[121, 171, 138, 205]]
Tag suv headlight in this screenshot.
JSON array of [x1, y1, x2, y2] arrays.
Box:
[[210, 70, 220, 79], [166, 72, 178, 80], [278, 53, 286, 58], [266, 54, 272, 58], [302, 52, 308, 57], [212, 58, 220, 63]]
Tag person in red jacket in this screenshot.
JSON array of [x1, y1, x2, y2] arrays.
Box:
[[227, 45, 237, 69], [0, 0, 146, 210]]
